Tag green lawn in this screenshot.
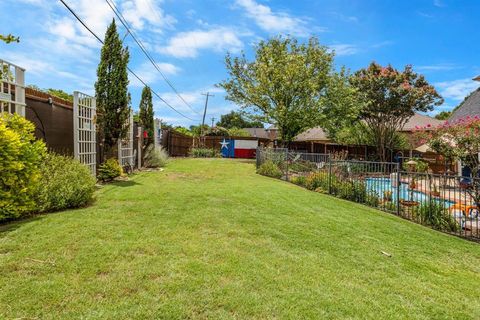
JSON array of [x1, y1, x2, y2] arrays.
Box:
[[1, 159, 480, 319]]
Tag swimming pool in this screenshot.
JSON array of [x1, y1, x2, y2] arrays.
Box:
[[365, 177, 455, 208]]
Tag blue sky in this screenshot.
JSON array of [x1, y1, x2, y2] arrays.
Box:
[[1, 0, 479, 126]]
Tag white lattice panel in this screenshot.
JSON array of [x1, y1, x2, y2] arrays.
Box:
[[118, 110, 134, 167], [0, 59, 25, 116], [73, 91, 97, 176]]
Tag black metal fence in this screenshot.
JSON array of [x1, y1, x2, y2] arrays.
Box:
[[256, 147, 480, 241]]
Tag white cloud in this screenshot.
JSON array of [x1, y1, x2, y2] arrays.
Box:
[[121, 0, 176, 31], [436, 78, 480, 101], [234, 0, 311, 36], [416, 63, 459, 72], [328, 44, 358, 56], [434, 0, 446, 8], [159, 27, 243, 58], [371, 40, 394, 49]]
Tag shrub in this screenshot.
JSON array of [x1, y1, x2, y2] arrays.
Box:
[[144, 145, 169, 168], [0, 114, 46, 221], [335, 180, 367, 202], [190, 147, 220, 158], [365, 193, 381, 208], [34, 153, 96, 213], [257, 160, 283, 178], [304, 171, 329, 191], [290, 176, 307, 187], [413, 202, 459, 232], [288, 160, 317, 173], [97, 158, 123, 182]]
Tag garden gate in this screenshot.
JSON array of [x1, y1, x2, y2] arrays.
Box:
[[73, 91, 97, 176], [0, 59, 25, 116], [118, 110, 134, 167]]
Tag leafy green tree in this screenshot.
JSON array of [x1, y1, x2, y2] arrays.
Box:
[[27, 85, 73, 102], [174, 127, 193, 136], [217, 111, 263, 128], [46, 88, 73, 102], [95, 19, 131, 156], [138, 86, 154, 148], [349, 62, 443, 161], [219, 36, 357, 146], [434, 111, 451, 120], [189, 124, 209, 137], [0, 34, 19, 43]]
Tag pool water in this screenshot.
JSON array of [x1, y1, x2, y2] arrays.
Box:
[[365, 177, 455, 208]]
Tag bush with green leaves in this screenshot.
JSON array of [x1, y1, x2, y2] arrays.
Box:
[[288, 160, 317, 173], [190, 148, 220, 158], [34, 153, 96, 213], [290, 176, 307, 187], [97, 158, 123, 182], [334, 180, 367, 202], [144, 145, 169, 168], [304, 171, 330, 191], [0, 114, 46, 221], [257, 160, 283, 178], [413, 202, 458, 232]]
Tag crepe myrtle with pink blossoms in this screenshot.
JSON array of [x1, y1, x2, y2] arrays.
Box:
[[416, 116, 480, 207]]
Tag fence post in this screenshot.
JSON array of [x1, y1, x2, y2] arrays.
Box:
[[396, 162, 401, 216], [137, 126, 143, 169], [285, 148, 289, 181], [328, 156, 332, 194], [256, 147, 260, 169]]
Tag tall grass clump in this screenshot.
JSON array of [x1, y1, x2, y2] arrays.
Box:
[[144, 145, 169, 168]]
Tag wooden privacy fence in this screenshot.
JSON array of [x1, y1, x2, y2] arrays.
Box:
[[162, 129, 193, 157], [161, 129, 269, 157]]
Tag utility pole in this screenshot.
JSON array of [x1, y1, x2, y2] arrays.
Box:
[[201, 92, 214, 139], [211, 117, 216, 128]]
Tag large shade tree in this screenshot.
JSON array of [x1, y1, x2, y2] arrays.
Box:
[[348, 62, 443, 161], [95, 19, 131, 157], [216, 111, 264, 129], [218, 36, 357, 146], [138, 86, 154, 149]]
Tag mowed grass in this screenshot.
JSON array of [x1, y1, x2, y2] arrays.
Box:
[[1, 159, 480, 319]]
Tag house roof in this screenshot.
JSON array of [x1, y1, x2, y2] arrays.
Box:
[[243, 128, 270, 139], [473, 75, 480, 81], [294, 127, 329, 142], [400, 113, 443, 131], [449, 88, 480, 122], [293, 113, 441, 142]]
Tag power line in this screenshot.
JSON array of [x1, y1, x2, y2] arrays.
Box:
[[104, 0, 202, 117], [58, 0, 199, 122]]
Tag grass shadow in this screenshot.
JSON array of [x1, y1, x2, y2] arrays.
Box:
[[109, 180, 141, 188], [0, 215, 45, 237]]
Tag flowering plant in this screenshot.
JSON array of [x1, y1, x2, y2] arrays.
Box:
[[416, 117, 480, 206]]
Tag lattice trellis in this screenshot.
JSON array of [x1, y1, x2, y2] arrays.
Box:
[[118, 110, 134, 167], [73, 91, 97, 176], [0, 59, 25, 116]]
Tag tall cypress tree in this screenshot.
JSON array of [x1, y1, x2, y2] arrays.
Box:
[[138, 86, 154, 149], [95, 19, 131, 156]]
